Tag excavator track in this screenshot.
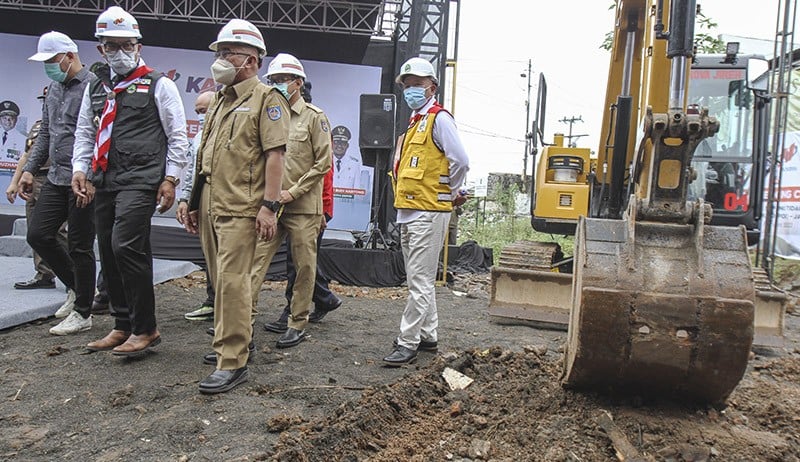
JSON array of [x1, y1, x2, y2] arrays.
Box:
[[489, 241, 573, 330], [561, 215, 754, 403]]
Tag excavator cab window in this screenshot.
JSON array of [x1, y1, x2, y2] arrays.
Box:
[[686, 64, 755, 213]]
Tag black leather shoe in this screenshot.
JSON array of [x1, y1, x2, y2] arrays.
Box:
[[203, 341, 256, 365], [383, 346, 417, 366], [309, 297, 342, 323], [91, 298, 109, 315], [393, 338, 438, 352], [264, 306, 290, 333], [198, 367, 249, 394], [276, 328, 305, 349], [14, 278, 56, 290]]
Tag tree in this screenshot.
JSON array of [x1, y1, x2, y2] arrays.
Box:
[[600, 2, 724, 53]]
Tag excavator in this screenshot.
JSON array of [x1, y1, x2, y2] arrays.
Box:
[[489, 0, 781, 403]]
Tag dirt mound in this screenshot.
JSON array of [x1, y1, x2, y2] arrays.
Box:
[[272, 348, 800, 462]]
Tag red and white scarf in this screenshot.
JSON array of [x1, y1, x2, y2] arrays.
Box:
[[93, 65, 153, 172]]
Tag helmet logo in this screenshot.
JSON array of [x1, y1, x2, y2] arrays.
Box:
[[404, 64, 411, 72], [97, 22, 107, 29], [113, 17, 125, 25]]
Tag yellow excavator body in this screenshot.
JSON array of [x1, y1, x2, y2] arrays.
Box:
[[488, 0, 783, 403]]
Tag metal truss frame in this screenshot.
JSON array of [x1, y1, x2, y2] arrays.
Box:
[[0, 0, 386, 36]]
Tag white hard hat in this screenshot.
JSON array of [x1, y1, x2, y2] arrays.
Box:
[[396, 57, 438, 84], [209, 19, 266, 57], [95, 6, 142, 39], [265, 53, 306, 79], [29, 31, 78, 61]]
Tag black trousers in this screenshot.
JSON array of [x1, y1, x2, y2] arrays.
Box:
[[27, 181, 96, 316], [284, 228, 338, 309], [95, 189, 157, 334]]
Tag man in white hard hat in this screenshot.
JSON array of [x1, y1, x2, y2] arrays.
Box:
[[183, 19, 289, 394], [383, 57, 469, 366], [20, 31, 98, 336], [72, 6, 189, 356], [0, 101, 27, 162], [253, 53, 337, 348]]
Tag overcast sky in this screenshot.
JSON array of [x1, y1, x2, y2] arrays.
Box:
[[453, 0, 784, 184]]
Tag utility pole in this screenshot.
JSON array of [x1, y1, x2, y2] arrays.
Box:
[[559, 115, 587, 147], [521, 59, 532, 190]]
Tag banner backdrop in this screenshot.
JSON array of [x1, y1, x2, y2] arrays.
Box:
[[0, 32, 379, 232]]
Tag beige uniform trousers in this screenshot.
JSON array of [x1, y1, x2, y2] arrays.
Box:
[[199, 186, 258, 370], [252, 212, 321, 330]]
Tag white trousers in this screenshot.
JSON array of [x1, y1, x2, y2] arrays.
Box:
[[397, 211, 449, 349]]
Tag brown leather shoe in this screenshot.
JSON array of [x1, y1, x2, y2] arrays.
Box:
[[112, 331, 161, 357], [86, 329, 131, 352]]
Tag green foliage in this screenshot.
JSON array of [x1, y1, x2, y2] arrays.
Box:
[[457, 183, 574, 265], [600, 2, 723, 53]]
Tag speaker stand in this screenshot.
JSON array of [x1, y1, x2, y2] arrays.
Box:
[[363, 148, 392, 250]]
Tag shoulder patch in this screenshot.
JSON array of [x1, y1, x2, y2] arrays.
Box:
[[320, 120, 329, 133], [267, 105, 282, 121]]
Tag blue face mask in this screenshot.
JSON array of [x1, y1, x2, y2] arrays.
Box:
[[44, 55, 67, 83], [274, 82, 291, 99], [197, 113, 206, 128], [403, 86, 430, 110]]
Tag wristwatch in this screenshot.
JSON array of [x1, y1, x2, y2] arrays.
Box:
[[163, 175, 180, 187], [261, 199, 281, 213]]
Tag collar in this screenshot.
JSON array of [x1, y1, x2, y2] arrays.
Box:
[[223, 75, 259, 99], [65, 66, 91, 87], [289, 97, 306, 115]]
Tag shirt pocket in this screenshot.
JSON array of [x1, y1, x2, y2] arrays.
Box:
[[120, 92, 149, 109], [397, 167, 425, 198]]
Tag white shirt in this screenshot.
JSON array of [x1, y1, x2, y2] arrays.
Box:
[[72, 59, 188, 178], [333, 154, 363, 189], [396, 97, 470, 224], [1, 129, 27, 161], [179, 127, 202, 201]]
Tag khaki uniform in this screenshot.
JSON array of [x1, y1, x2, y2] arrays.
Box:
[[191, 76, 290, 370], [252, 97, 332, 329]]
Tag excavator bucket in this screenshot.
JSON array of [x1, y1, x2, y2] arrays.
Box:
[[561, 215, 755, 403]]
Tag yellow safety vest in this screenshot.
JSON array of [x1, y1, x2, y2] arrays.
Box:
[[394, 108, 453, 212]]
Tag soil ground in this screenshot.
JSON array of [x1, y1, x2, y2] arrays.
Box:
[[1, 271, 799, 461]]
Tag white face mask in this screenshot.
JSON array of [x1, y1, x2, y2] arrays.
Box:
[[210, 58, 244, 86], [107, 50, 138, 76]]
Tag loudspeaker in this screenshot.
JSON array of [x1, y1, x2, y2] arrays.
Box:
[[359, 94, 396, 150]]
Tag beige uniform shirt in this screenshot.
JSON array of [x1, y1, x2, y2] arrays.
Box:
[[194, 76, 290, 217], [283, 98, 333, 215]]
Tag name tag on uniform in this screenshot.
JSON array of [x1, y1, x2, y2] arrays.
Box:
[[234, 107, 251, 112]]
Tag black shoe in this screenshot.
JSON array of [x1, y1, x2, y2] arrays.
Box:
[[393, 338, 438, 352], [309, 297, 342, 323], [203, 341, 256, 365], [264, 305, 290, 333], [276, 328, 305, 349], [91, 299, 109, 315], [14, 278, 56, 290], [198, 367, 249, 394], [383, 346, 417, 366], [206, 327, 215, 336]]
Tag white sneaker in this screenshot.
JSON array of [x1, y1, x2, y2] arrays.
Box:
[[54, 289, 76, 318], [49, 311, 92, 336]]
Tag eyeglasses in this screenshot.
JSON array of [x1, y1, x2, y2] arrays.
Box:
[[214, 50, 254, 60], [266, 75, 297, 85], [101, 42, 138, 53]]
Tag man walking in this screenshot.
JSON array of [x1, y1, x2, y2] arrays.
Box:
[[72, 6, 188, 355], [21, 31, 97, 335], [383, 57, 469, 366], [184, 20, 289, 394], [252, 53, 332, 350], [177, 90, 216, 322]]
